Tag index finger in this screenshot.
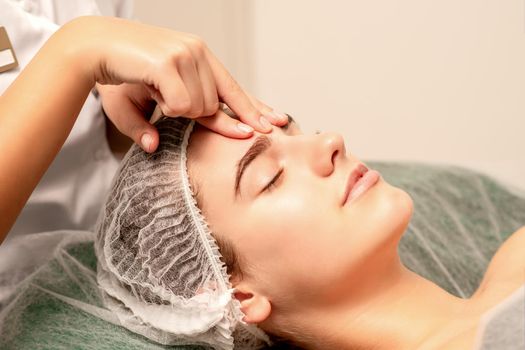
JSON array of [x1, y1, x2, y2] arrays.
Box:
[[204, 50, 271, 133]]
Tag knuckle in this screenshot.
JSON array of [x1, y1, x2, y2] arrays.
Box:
[[161, 105, 176, 116], [186, 34, 205, 48], [162, 49, 192, 69], [203, 101, 220, 116], [161, 100, 188, 116], [173, 49, 193, 66], [187, 106, 203, 118], [181, 35, 207, 58], [211, 100, 220, 111], [176, 99, 192, 113], [194, 106, 204, 117]]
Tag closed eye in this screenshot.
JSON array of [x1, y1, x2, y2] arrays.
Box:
[[259, 117, 292, 194], [261, 168, 284, 193]]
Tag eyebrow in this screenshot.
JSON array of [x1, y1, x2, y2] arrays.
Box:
[[234, 114, 295, 199]]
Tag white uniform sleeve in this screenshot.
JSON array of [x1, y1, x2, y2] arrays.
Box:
[[0, 0, 120, 243]]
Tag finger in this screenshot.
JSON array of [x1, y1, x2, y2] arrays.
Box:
[[156, 64, 192, 117], [246, 94, 272, 115], [204, 50, 271, 133], [221, 96, 288, 128], [177, 54, 204, 118], [196, 109, 255, 138], [245, 93, 289, 127], [112, 99, 160, 153], [196, 58, 220, 116]]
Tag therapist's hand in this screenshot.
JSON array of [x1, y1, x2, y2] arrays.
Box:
[[2, 15, 289, 241], [77, 16, 288, 153], [96, 82, 286, 153]]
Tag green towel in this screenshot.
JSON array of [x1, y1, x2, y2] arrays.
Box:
[[1, 161, 524, 349]]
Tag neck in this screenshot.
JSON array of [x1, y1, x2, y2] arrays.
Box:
[[272, 253, 476, 350]]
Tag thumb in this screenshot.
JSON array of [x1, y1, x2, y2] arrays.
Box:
[[113, 102, 159, 153], [138, 127, 159, 153]]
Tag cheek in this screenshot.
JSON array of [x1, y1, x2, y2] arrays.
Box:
[[238, 188, 344, 295], [246, 185, 340, 249], [317, 182, 414, 299], [243, 181, 414, 300]]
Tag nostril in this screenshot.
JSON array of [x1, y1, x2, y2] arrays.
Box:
[[332, 150, 338, 165]]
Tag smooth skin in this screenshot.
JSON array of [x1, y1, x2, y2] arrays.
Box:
[[0, 16, 288, 244], [187, 120, 525, 349]]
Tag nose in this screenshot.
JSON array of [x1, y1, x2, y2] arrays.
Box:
[[310, 132, 346, 176]]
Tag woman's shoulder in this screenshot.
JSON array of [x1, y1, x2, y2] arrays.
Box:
[[473, 225, 525, 301], [425, 227, 525, 350], [440, 327, 479, 350]]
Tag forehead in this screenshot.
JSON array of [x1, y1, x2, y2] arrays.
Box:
[[188, 123, 252, 174], [186, 120, 301, 206], [186, 123, 254, 207]]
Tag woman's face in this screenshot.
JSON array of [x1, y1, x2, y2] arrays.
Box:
[[187, 116, 413, 312]]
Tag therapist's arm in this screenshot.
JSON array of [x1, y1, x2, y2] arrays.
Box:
[[0, 20, 95, 242], [0, 16, 283, 244]]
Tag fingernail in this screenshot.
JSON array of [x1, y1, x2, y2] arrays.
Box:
[[273, 111, 288, 122], [237, 123, 254, 133], [259, 115, 272, 130], [264, 111, 285, 123], [141, 133, 153, 152]]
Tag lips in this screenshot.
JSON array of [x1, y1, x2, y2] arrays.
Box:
[[341, 164, 369, 205]]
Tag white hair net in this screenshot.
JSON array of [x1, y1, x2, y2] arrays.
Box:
[[94, 116, 270, 350], [1, 126, 525, 348]]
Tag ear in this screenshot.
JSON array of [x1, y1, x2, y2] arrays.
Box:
[[233, 282, 271, 324]]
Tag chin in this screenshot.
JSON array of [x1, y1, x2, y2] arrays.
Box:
[[329, 181, 413, 297], [378, 180, 414, 239], [358, 179, 414, 243]]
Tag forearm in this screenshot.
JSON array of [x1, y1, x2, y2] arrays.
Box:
[[0, 19, 95, 242], [0, 13, 273, 244]]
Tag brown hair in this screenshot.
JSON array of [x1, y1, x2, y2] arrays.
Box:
[[214, 231, 244, 282], [188, 141, 305, 348], [189, 168, 244, 282]]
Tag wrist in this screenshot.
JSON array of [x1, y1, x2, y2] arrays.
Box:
[[52, 16, 107, 88]]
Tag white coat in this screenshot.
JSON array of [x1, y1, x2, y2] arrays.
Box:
[[0, 0, 132, 244]]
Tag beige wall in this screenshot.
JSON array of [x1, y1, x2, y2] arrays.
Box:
[[132, 0, 254, 89], [134, 0, 525, 190]]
